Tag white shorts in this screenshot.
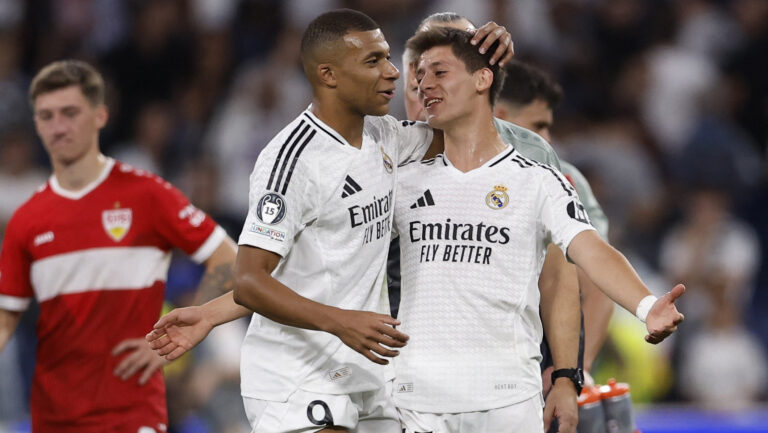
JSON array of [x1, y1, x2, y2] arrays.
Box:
[[243, 381, 399, 433], [398, 395, 544, 433]]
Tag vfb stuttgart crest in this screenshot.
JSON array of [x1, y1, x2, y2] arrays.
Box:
[[256, 193, 287, 225], [102, 204, 132, 242], [485, 185, 509, 210], [380, 146, 394, 174]]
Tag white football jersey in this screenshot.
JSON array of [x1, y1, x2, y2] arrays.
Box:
[[392, 145, 595, 413], [238, 108, 433, 401]]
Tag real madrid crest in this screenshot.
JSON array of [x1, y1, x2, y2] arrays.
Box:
[[256, 192, 287, 225], [102, 202, 132, 242], [485, 185, 509, 210], [380, 146, 393, 174]]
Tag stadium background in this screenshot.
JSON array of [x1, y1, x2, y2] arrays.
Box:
[[0, 0, 767, 432]]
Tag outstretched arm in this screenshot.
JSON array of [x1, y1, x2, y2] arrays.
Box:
[[233, 245, 409, 365], [539, 244, 580, 433], [567, 230, 684, 344], [579, 267, 613, 373]]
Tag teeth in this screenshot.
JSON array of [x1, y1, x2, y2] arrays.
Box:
[[425, 98, 442, 107]]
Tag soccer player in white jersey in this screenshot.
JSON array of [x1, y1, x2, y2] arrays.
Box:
[[391, 27, 685, 433], [145, 9, 514, 433]]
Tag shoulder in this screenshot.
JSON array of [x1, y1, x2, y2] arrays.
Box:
[[365, 115, 429, 138], [399, 153, 443, 172], [493, 118, 561, 168], [111, 160, 176, 194], [7, 180, 54, 220], [259, 113, 341, 166]]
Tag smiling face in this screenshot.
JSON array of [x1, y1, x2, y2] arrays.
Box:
[[416, 45, 484, 130], [33, 85, 107, 167], [333, 29, 400, 117]]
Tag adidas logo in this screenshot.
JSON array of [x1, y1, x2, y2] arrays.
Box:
[[409, 190, 435, 209], [341, 175, 362, 198]]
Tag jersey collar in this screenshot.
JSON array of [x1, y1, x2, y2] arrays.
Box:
[[49, 157, 115, 200], [303, 106, 350, 147], [441, 144, 516, 172]]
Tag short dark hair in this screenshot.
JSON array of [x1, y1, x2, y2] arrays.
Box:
[[29, 60, 105, 106], [406, 27, 506, 107], [300, 9, 380, 62], [500, 60, 563, 109]]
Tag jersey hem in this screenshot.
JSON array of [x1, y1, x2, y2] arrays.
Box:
[[393, 388, 541, 414]]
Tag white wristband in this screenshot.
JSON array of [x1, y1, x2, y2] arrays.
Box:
[[635, 295, 658, 323]]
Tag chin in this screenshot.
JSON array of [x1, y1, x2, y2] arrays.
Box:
[[370, 104, 391, 116], [426, 115, 446, 130]]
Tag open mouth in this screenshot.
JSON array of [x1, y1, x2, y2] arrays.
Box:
[[424, 97, 443, 108], [379, 89, 395, 99]]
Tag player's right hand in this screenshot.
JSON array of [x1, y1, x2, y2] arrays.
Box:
[[146, 306, 214, 361], [327, 309, 409, 365], [645, 284, 686, 344]]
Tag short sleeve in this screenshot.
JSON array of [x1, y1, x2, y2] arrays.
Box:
[[0, 214, 33, 311], [538, 165, 596, 255], [377, 116, 434, 165], [238, 144, 318, 258], [560, 161, 609, 239], [150, 178, 225, 264]]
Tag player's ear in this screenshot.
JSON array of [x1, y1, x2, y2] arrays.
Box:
[[94, 104, 109, 129], [317, 63, 337, 88], [474, 68, 493, 94]]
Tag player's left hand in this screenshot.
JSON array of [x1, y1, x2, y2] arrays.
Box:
[[645, 284, 685, 344], [112, 338, 168, 385], [544, 379, 579, 433], [471, 22, 514, 66]]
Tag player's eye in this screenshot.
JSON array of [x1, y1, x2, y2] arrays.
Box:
[[435, 70, 446, 77]]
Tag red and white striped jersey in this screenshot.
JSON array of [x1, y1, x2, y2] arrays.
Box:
[[0, 158, 225, 432]]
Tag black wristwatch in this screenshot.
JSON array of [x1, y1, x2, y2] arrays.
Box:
[[551, 368, 584, 395]]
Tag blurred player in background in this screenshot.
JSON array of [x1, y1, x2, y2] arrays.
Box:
[[0, 60, 238, 433]]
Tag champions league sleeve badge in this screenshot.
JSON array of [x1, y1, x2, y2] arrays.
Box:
[[485, 185, 509, 210], [256, 193, 287, 225]]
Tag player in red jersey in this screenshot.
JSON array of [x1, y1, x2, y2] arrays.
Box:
[[0, 60, 237, 433]]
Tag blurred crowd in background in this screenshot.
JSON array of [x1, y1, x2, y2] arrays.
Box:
[[0, 0, 767, 432]]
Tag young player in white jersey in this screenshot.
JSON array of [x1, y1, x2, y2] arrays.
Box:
[[392, 27, 685, 433], [146, 9, 514, 433]]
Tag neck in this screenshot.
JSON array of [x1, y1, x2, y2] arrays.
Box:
[[52, 150, 108, 191], [442, 108, 506, 172], [311, 98, 365, 149]]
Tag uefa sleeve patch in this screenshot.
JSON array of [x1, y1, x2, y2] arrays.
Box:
[[256, 193, 287, 225]]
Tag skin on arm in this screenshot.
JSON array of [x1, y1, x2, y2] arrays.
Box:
[[148, 290, 251, 361], [567, 230, 685, 344], [539, 244, 580, 433], [116, 237, 238, 380], [0, 309, 22, 353], [578, 267, 613, 374], [232, 245, 409, 365], [192, 236, 238, 304]]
